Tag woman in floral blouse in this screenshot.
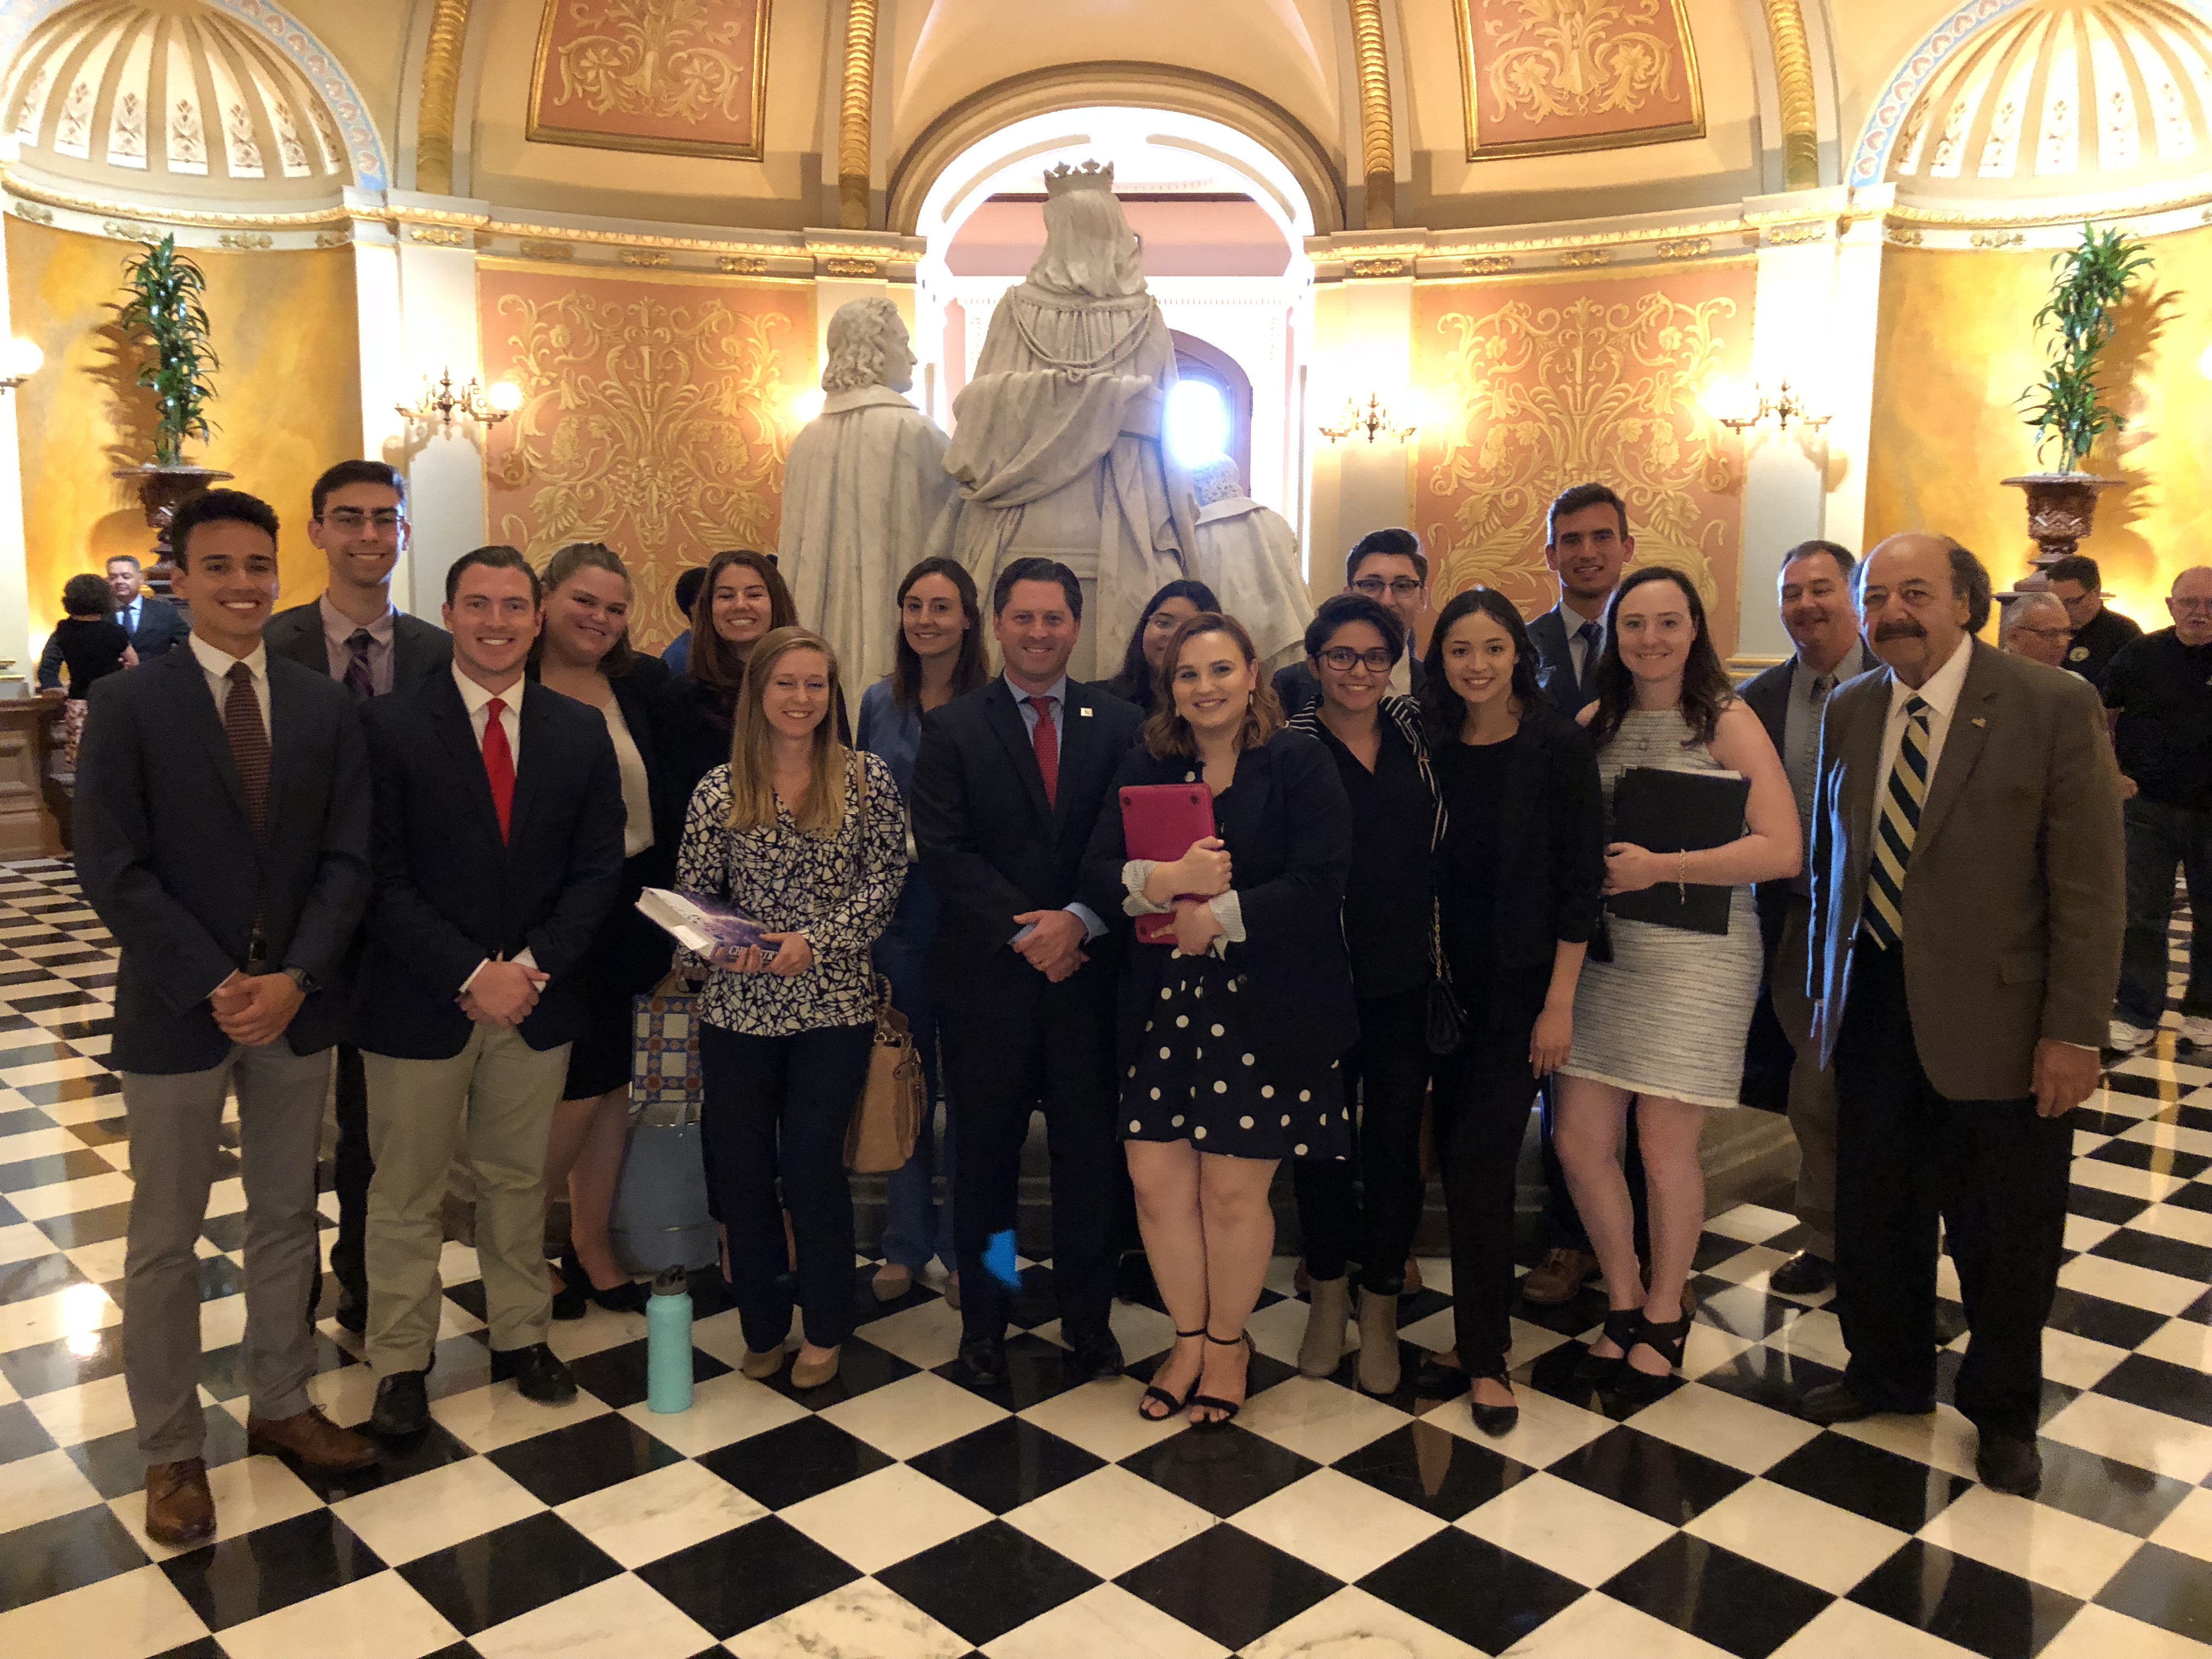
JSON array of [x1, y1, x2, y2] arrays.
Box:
[[677, 627, 906, 1392]]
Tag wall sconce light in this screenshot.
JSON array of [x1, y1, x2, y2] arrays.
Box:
[[1320, 391, 1417, 445], [1716, 377, 1829, 435], [398, 369, 523, 432], [0, 337, 43, 392]]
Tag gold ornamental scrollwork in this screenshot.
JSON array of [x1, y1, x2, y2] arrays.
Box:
[[13, 201, 53, 225], [1765, 222, 1828, 246], [822, 257, 879, 278], [622, 250, 673, 268], [1463, 255, 1515, 275], [1349, 257, 1408, 279], [104, 219, 160, 242], [1423, 285, 1743, 616], [314, 230, 351, 248], [409, 225, 472, 248], [217, 232, 273, 251], [1456, 0, 1705, 160], [1886, 226, 1925, 247], [1655, 237, 1710, 260], [518, 239, 574, 261], [1971, 230, 2027, 250], [1559, 249, 1610, 268], [488, 287, 798, 644], [720, 255, 768, 275], [529, 0, 772, 163]]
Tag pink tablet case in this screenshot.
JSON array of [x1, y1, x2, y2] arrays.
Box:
[[1120, 783, 1217, 946]]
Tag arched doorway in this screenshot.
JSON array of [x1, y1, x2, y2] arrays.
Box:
[[1170, 330, 1253, 493]]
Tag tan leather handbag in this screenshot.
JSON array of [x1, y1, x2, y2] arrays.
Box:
[[838, 757, 926, 1172]]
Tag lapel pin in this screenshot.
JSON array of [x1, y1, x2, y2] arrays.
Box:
[[1972, 717, 1988, 728], [1079, 706, 1093, 718]]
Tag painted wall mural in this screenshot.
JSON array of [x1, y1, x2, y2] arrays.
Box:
[[528, 0, 772, 161], [478, 263, 813, 650], [1414, 262, 1754, 653], [1452, 0, 1705, 159]]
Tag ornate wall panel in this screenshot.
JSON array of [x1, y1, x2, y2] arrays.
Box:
[[4, 220, 360, 636], [478, 263, 812, 650], [1414, 262, 1754, 653], [528, 0, 772, 161], [1452, 0, 1705, 160]]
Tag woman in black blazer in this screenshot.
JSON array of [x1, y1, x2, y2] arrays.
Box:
[[533, 542, 678, 1316], [1417, 587, 1604, 1434], [1082, 612, 1355, 1427]]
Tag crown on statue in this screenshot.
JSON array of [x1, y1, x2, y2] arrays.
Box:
[[1043, 160, 1116, 198]]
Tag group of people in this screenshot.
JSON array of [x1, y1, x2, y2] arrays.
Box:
[[73, 459, 2127, 1550]]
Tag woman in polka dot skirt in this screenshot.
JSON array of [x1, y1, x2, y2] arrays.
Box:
[[1082, 612, 1357, 1427]]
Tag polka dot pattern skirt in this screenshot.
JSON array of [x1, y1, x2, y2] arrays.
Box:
[[1122, 950, 1348, 1162]]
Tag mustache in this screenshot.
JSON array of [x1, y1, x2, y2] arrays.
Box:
[[1874, 619, 1927, 642]]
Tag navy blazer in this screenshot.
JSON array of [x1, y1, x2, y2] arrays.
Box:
[[912, 678, 1145, 1019], [1081, 729, 1358, 1079], [356, 672, 627, 1058], [1527, 603, 1601, 715], [263, 600, 453, 695], [75, 646, 371, 1071]]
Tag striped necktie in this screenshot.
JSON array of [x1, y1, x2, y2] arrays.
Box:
[[1863, 695, 1931, 950]]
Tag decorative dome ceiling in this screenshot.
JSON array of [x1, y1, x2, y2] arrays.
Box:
[[2, 0, 350, 202], [1887, 0, 2212, 201]]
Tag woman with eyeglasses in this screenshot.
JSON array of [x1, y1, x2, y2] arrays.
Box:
[[1412, 588, 1605, 1434], [1283, 594, 1440, 1394], [1103, 579, 1220, 713]]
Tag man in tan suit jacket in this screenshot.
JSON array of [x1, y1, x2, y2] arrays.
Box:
[[1802, 533, 2123, 1498]]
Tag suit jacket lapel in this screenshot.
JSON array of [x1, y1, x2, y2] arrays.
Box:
[[1841, 674, 1885, 890], [509, 683, 554, 851], [985, 681, 1054, 827], [429, 674, 506, 850], [1913, 642, 1996, 859], [1052, 682, 1102, 831], [170, 649, 251, 824]]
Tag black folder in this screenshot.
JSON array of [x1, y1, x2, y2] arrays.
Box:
[[1606, 766, 1752, 935]]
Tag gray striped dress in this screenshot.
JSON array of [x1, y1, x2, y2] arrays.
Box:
[[1559, 706, 1763, 1110]]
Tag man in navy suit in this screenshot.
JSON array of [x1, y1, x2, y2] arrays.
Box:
[[76, 490, 380, 1545], [35, 552, 190, 690], [356, 545, 624, 1436]]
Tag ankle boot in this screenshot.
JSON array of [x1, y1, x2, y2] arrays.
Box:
[[1298, 1276, 1351, 1377], [1357, 1287, 1401, 1395]]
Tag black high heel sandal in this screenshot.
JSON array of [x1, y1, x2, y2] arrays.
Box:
[[1616, 1310, 1695, 1402], [1139, 1329, 1206, 1422], [1470, 1375, 1520, 1438], [1189, 1330, 1254, 1431], [1573, 1308, 1643, 1385]]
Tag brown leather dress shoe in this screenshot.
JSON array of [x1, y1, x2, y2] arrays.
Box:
[[247, 1406, 381, 1470], [1520, 1248, 1600, 1306], [144, 1458, 215, 1547]]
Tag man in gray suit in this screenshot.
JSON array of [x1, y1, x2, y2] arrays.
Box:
[[264, 460, 451, 1334], [1800, 532, 2123, 1497]]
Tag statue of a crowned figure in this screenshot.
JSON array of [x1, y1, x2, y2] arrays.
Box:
[[1187, 455, 1314, 679], [945, 161, 1198, 679], [778, 297, 961, 692]]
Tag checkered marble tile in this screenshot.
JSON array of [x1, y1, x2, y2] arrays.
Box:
[[0, 857, 2209, 1659]]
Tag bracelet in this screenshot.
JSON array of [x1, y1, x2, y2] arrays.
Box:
[[1676, 849, 1689, 901]]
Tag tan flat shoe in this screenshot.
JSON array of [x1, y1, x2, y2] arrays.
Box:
[[740, 1346, 786, 1380], [871, 1264, 913, 1302], [790, 1347, 840, 1390]]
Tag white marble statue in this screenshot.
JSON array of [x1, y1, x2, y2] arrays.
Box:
[[1188, 456, 1314, 678], [778, 297, 961, 693], [944, 161, 1198, 680]]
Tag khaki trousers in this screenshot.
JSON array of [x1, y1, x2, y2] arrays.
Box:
[[1770, 895, 1838, 1261], [363, 1024, 571, 1375]]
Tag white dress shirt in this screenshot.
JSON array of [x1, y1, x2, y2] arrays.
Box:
[[1871, 634, 1973, 823], [450, 666, 535, 990], [188, 634, 270, 736]]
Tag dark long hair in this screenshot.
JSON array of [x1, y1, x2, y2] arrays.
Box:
[[1418, 587, 1548, 744], [888, 556, 989, 711], [689, 549, 797, 720], [1585, 566, 1734, 750], [1108, 578, 1221, 708]]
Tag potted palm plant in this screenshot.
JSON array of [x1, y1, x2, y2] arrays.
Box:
[[110, 234, 230, 584], [2003, 222, 2152, 567]]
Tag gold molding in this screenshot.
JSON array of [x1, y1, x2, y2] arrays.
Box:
[[12, 202, 53, 225], [1452, 0, 1707, 162], [416, 0, 471, 195], [217, 233, 274, 251], [1760, 0, 1820, 191], [1655, 236, 1711, 259], [838, 0, 878, 230], [1415, 250, 1758, 287], [822, 256, 879, 278], [409, 225, 472, 247], [1559, 249, 1610, 267], [1887, 181, 2212, 229], [1970, 230, 2027, 250], [1886, 225, 1926, 246], [1348, 256, 1407, 278], [1764, 221, 1829, 246], [3, 171, 352, 229], [1347, 0, 1395, 230], [1462, 254, 1514, 274], [518, 238, 573, 261], [621, 249, 672, 268], [527, 0, 773, 164], [721, 255, 768, 274]]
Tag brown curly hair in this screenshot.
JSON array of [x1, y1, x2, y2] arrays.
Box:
[[1141, 611, 1284, 759]]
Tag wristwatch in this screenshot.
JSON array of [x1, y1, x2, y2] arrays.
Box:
[[282, 966, 317, 995]]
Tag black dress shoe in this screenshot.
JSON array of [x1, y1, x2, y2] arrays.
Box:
[[334, 1291, 369, 1336], [1469, 1378, 1520, 1439], [1976, 1431, 2043, 1496], [955, 1337, 1008, 1389], [1064, 1329, 1126, 1383], [1412, 1358, 1471, 1399], [1769, 1253, 1836, 1297], [490, 1342, 577, 1404], [1799, 1380, 1934, 1425], [370, 1370, 430, 1437]]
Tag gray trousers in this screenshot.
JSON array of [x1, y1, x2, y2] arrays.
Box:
[[121, 1042, 333, 1463], [1770, 895, 1839, 1261]]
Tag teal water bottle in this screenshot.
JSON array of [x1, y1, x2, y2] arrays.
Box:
[[646, 1268, 692, 1414]]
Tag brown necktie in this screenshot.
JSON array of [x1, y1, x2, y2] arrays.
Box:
[[224, 662, 270, 840]]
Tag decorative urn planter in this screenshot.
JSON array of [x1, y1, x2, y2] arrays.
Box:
[[112, 463, 233, 594], [2001, 472, 2124, 571]]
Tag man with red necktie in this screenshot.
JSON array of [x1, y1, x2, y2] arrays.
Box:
[[354, 545, 624, 1437]]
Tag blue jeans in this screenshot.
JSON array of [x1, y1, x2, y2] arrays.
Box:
[[876, 885, 955, 1272], [2115, 796, 2212, 1028]]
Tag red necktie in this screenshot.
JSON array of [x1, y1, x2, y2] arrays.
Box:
[[483, 696, 515, 843], [1025, 696, 1059, 810]]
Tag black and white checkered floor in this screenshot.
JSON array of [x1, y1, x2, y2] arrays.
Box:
[[1, 858, 2209, 1658]]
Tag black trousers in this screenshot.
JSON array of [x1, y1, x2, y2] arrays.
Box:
[[330, 1042, 372, 1311], [1833, 944, 2070, 1439], [1293, 989, 1430, 1294], [1434, 986, 1546, 1378], [700, 1022, 873, 1355], [943, 983, 1118, 1346]]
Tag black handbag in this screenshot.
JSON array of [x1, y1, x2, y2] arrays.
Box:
[[1425, 895, 1465, 1056]]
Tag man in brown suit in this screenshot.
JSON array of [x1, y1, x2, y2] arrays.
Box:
[[1801, 533, 2123, 1497]]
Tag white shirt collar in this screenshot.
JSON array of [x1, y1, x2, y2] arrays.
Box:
[[1887, 634, 1973, 720], [1006, 673, 1069, 707], [188, 633, 267, 681], [453, 663, 524, 715]]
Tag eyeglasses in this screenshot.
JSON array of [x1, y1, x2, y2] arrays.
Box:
[[319, 509, 404, 532], [1352, 578, 1425, 600], [2172, 598, 2212, 614], [1319, 646, 1397, 672]]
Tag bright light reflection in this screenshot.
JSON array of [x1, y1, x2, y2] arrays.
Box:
[[62, 1282, 109, 1356], [1166, 380, 1230, 465]]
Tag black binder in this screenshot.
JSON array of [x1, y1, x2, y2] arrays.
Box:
[[1606, 766, 1752, 935]]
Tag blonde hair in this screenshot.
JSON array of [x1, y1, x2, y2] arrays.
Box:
[[725, 627, 849, 837]]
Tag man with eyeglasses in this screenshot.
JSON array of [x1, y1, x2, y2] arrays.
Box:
[[266, 461, 453, 1335], [1271, 528, 1429, 717], [2002, 592, 2074, 669], [2046, 554, 2142, 690], [2102, 566, 2212, 1053]]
